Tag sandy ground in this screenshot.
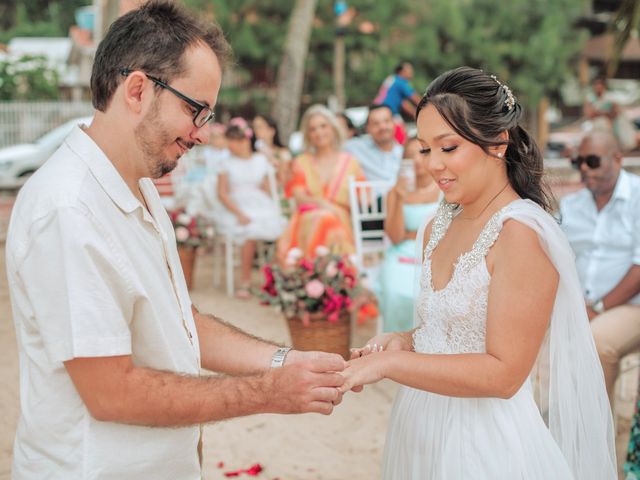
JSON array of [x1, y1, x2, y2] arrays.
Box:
[[0, 244, 396, 480], [0, 202, 637, 479]]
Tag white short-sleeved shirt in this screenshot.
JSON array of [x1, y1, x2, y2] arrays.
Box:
[[6, 125, 203, 479], [559, 169, 640, 305]]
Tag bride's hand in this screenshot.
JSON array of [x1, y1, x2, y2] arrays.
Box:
[[350, 331, 413, 360], [340, 354, 386, 393]]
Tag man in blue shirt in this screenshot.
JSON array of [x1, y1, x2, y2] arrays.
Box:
[[374, 62, 422, 118], [344, 105, 403, 232], [344, 105, 403, 189]]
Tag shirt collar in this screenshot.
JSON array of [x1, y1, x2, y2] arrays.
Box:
[[64, 125, 143, 214], [611, 169, 631, 202]]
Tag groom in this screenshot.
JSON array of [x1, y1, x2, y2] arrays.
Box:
[[6, 2, 345, 478]]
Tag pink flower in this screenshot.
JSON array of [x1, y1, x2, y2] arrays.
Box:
[[304, 279, 325, 298], [314, 245, 330, 257], [175, 226, 190, 242]]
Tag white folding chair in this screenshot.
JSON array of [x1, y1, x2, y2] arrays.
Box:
[[212, 166, 282, 296], [348, 177, 393, 334]]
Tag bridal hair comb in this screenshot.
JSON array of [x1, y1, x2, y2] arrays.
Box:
[[490, 74, 516, 112]]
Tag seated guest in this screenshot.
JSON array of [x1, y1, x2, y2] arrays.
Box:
[[559, 130, 640, 404], [376, 137, 441, 332], [277, 104, 365, 261], [344, 105, 403, 232], [252, 113, 292, 188], [216, 118, 286, 298], [344, 104, 403, 191]]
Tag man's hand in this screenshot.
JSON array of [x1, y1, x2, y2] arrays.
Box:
[[264, 354, 347, 415]]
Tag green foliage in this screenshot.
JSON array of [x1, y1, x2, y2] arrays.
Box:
[[185, 0, 585, 115], [0, 1, 90, 44], [405, 0, 587, 108], [0, 55, 60, 101]]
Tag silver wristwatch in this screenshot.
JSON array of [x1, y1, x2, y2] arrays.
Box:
[[270, 347, 291, 368], [592, 299, 605, 315]]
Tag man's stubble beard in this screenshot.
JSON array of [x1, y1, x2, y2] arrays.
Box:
[[134, 99, 179, 179]]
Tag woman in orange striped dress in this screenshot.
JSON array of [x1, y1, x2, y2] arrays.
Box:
[[277, 105, 366, 262]]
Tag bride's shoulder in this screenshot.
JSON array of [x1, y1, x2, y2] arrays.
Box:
[[493, 201, 554, 264]]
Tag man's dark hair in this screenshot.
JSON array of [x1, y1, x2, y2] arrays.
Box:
[[394, 62, 410, 74], [91, 0, 233, 111], [366, 104, 392, 124]]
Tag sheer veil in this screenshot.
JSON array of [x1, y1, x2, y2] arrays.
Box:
[[412, 198, 616, 479]]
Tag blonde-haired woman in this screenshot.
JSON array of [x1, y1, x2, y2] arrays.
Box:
[[277, 104, 366, 261]]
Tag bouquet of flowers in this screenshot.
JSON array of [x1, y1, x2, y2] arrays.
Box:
[[168, 208, 215, 248], [260, 246, 378, 325]]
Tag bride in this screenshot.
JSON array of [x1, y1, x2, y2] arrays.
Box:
[[340, 67, 616, 479]]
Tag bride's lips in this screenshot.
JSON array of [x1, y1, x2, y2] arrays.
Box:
[[437, 178, 456, 191]]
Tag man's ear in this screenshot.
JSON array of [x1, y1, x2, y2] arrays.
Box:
[[121, 71, 148, 115]]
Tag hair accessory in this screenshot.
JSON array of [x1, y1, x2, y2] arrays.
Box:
[[229, 117, 254, 139], [490, 74, 517, 112]]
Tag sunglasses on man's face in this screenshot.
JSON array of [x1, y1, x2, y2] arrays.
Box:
[[570, 154, 602, 170]]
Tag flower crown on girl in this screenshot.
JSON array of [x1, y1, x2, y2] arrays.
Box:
[[227, 117, 254, 139]]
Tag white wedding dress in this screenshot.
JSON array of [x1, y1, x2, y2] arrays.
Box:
[[382, 199, 616, 479]]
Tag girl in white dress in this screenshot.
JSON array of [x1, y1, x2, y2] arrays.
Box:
[[341, 67, 616, 479], [216, 118, 286, 298]]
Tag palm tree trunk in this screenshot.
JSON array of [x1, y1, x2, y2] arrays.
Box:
[[607, 0, 640, 77], [272, 0, 318, 146]]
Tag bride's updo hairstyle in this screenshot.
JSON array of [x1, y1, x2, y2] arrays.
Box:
[[416, 66, 553, 212]]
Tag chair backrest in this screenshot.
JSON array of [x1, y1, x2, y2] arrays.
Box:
[[348, 176, 393, 270]]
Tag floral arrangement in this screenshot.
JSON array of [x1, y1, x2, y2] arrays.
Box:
[[168, 208, 215, 247], [260, 246, 378, 325]]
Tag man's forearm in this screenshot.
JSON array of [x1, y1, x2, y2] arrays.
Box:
[[602, 264, 640, 309], [194, 309, 280, 374], [105, 367, 271, 426]]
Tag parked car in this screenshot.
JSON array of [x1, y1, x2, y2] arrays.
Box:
[[0, 116, 93, 189]]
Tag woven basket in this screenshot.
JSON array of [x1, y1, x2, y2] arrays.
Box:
[[286, 310, 352, 360], [177, 245, 197, 290]]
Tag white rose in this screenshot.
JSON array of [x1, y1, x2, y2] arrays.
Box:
[[175, 226, 190, 242], [177, 213, 192, 225]]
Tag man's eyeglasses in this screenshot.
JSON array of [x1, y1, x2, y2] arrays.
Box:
[[120, 68, 215, 128], [570, 154, 602, 170]]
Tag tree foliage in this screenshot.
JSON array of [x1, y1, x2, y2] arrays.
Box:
[[0, 1, 90, 44], [0, 55, 60, 101], [183, 0, 585, 119]]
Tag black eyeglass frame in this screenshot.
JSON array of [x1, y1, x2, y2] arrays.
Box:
[[120, 68, 215, 128], [570, 154, 602, 170]]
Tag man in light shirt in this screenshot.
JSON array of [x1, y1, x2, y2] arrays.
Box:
[[559, 130, 640, 403], [6, 2, 345, 479], [344, 104, 403, 187]]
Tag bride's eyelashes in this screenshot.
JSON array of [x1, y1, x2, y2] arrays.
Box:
[[419, 145, 458, 155]]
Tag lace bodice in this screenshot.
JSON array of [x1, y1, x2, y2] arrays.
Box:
[[412, 202, 513, 354]]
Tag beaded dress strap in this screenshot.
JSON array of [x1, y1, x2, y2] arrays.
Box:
[[424, 201, 455, 259]]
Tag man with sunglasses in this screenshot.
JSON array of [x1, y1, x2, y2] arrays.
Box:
[[6, 2, 346, 479], [559, 130, 640, 406]]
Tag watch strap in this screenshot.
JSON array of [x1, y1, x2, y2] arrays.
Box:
[[270, 347, 291, 368]]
